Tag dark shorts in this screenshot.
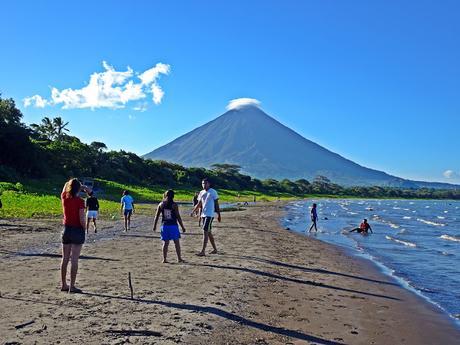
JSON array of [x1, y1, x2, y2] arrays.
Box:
[[62, 225, 85, 245], [202, 217, 214, 232], [124, 209, 133, 216]]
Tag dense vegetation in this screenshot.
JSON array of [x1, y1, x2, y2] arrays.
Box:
[[1, 94, 459, 204]]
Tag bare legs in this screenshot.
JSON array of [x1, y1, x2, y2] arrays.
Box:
[[123, 213, 131, 231], [61, 244, 83, 291], [162, 240, 183, 263], [86, 218, 97, 233], [61, 244, 71, 289], [198, 231, 217, 256]]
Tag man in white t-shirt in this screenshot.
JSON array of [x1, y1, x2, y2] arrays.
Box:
[[191, 178, 221, 256]]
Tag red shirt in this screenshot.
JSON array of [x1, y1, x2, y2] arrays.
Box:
[[360, 222, 370, 231], [61, 192, 85, 227]]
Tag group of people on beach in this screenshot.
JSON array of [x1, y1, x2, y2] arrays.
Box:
[[308, 202, 373, 234], [59, 177, 221, 293]]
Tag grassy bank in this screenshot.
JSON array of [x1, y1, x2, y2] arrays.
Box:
[[0, 179, 299, 219]]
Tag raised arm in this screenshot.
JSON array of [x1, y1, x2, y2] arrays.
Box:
[[173, 204, 186, 233], [153, 204, 161, 231]]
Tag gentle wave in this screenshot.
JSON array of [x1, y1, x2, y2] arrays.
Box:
[[385, 235, 417, 247], [417, 218, 446, 227], [440, 235, 460, 243], [403, 216, 412, 219]]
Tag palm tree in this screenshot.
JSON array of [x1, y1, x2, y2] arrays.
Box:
[[52, 116, 69, 140], [30, 116, 55, 140]]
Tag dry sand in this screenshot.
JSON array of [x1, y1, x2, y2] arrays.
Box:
[[1, 202, 459, 345]]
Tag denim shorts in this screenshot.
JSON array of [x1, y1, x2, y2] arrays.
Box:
[[62, 225, 85, 245]]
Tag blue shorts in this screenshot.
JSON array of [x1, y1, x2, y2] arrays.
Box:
[[161, 224, 181, 241], [124, 209, 133, 216]]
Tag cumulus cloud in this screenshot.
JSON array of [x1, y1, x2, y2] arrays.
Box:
[[226, 98, 261, 111], [23, 61, 170, 110], [443, 170, 460, 179], [23, 95, 50, 108]]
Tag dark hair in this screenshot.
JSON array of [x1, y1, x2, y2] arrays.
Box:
[[363, 218, 367, 222], [163, 189, 175, 208], [202, 178, 211, 185], [64, 178, 81, 198], [312, 203, 317, 207], [123, 190, 129, 196], [87, 190, 94, 196]]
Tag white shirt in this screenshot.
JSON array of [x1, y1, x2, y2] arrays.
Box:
[[198, 188, 219, 217]]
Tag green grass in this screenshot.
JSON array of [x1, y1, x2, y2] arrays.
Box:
[[0, 178, 301, 219]]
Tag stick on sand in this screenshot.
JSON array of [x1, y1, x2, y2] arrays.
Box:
[[128, 272, 134, 299]]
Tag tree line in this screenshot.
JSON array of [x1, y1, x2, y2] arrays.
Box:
[[1, 94, 459, 199]]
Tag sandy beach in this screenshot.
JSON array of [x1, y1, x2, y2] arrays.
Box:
[[1, 202, 459, 345]]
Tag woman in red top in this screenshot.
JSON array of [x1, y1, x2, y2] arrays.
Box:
[[60, 178, 90, 293]]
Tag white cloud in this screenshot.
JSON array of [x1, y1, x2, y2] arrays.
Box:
[[133, 102, 148, 112], [443, 170, 460, 179], [226, 98, 261, 111], [24, 61, 170, 110], [23, 95, 49, 108]]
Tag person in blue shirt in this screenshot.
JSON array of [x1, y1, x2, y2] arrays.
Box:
[[308, 203, 318, 232], [120, 190, 135, 232]]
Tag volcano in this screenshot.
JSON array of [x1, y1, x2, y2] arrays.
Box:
[[144, 101, 454, 188]]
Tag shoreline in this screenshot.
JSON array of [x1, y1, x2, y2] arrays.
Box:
[[283, 199, 460, 329], [1, 202, 459, 344]]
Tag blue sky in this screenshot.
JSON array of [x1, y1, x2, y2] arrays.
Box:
[[1, 0, 459, 183]]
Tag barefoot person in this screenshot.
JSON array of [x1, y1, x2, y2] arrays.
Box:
[[191, 178, 221, 256], [153, 190, 186, 263], [350, 218, 373, 234], [60, 178, 91, 293], [85, 190, 99, 234], [308, 203, 318, 232], [120, 190, 135, 231]]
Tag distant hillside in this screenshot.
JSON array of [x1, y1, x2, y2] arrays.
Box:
[[144, 104, 458, 189]]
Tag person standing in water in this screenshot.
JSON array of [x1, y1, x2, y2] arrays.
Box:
[[85, 190, 99, 234], [350, 219, 373, 234], [120, 190, 135, 231], [153, 190, 186, 263], [60, 178, 91, 293], [191, 178, 221, 256], [308, 203, 318, 232]]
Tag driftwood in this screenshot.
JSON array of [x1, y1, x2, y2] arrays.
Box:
[[15, 320, 35, 329], [128, 272, 134, 299]]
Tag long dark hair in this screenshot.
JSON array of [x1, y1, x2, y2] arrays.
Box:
[[162, 189, 175, 209]]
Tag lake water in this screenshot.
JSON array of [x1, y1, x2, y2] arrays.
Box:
[[283, 199, 460, 324]]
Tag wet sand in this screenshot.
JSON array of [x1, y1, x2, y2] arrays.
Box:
[[1, 202, 459, 344]]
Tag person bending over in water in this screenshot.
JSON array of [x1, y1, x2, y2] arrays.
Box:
[[350, 218, 373, 234], [308, 203, 318, 232], [153, 190, 186, 263]]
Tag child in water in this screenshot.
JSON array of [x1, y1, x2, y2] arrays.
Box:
[[153, 190, 186, 263]]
